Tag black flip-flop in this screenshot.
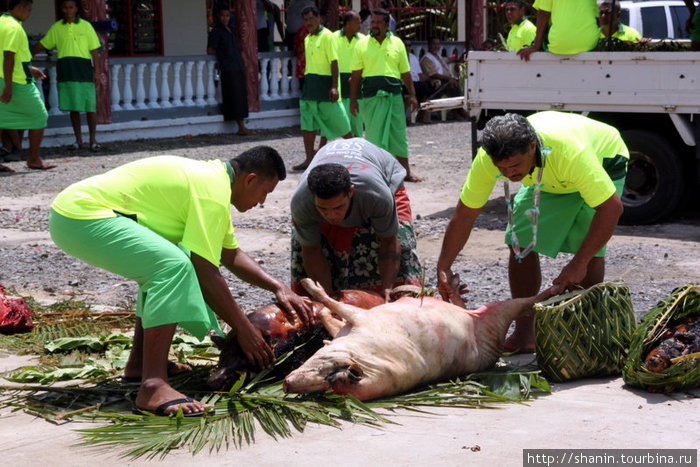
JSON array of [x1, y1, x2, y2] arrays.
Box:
[[120, 360, 190, 383], [132, 397, 215, 417]]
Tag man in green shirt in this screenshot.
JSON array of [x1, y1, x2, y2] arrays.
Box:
[[505, 0, 537, 51], [50, 147, 312, 416], [349, 8, 422, 182], [0, 0, 54, 171], [437, 112, 628, 353], [292, 4, 352, 171], [335, 10, 364, 137], [518, 0, 599, 61], [598, 1, 643, 42], [686, 0, 700, 50]]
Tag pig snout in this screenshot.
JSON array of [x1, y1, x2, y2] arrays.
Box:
[[284, 369, 330, 394]]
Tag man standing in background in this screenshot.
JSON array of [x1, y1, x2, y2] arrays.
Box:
[[335, 10, 364, 137]]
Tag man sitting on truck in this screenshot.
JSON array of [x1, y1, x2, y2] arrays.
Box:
[[518, 0, 599, 61], [505, 0, 536, 52], [598, 0, 643, 42], [436, 111, 629, 353]]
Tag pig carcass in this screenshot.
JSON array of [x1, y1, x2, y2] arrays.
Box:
[[207, 289, 385, 390], [283, 279, 552, 401]]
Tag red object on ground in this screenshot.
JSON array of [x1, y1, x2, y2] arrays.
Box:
[[0, 285, 34, 334]]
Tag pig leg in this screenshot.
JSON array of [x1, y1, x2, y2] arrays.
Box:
[[300, 279, 365, 325], [317, 306, 346, 337]]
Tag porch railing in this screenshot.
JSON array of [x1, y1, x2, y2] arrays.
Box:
[[35, 41, 463, 118]]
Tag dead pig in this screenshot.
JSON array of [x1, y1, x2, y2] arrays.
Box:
[[207, 289, 384, 390], [283, 279, 554, 401]]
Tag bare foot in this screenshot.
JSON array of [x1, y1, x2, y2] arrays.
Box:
[[404, 174, 423, 183], [123, 360, 192, 381], [237, 128, 256, 136], [292, 161, 311, 171], [135, 378, 210, 416]]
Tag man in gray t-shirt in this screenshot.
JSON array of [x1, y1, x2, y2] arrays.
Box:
[[290, 138, 422, 300]]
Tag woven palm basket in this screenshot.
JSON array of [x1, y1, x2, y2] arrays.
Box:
[[534, 282, 635, 383], [622, 284, 700, 393]]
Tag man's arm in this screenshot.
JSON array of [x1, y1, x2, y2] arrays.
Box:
[[300, 243, 333, 293], [436, 200, 482, 306], [90, 48, 101, 80], [329, 59, 339, 102], [190, 251, 275, 368], [1, 51, 15, 103], [552, 192, 623, 292], [30, 42, 45, 56], [378, 234, 401, 301], [349, 69, 362, 116], [517, 10, 550, 62], [220, 247, 313, 325], [401, 71, 417, 113]]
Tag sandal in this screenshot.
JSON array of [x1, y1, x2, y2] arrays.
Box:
[[66, 142, 82, 150], [90, 143, 102, 152], [27, 163, 57, 170], [0, 163, 14, 173]]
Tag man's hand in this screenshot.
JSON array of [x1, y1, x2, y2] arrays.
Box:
[[407, 95, 418, 113], [275, 285, 315, 325], [0, 86, 12, 104], [350, 99, 359, 116], [30, 66, 46, 81], [517, 46, 538, 62], [329, 87, 339, 103], [552, 259, 588, 294], [237, 324, 275, 369], [437, 268, 469, 308]]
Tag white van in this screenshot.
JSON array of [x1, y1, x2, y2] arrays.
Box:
[[618, 0, 697, 39]]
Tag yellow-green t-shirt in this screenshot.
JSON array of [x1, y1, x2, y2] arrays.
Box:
[[302, 25, 338, 101], [460, 111, 629, 210], [533, 0, 599, 54], [351, 31, 409, 97], [0, 14, 32, 84], [51, 156, 238, 267], [40, 18, 100, 59], [507, 18, 537, 51], [599, 24, 642, 42], [335, 29, 364, 98]]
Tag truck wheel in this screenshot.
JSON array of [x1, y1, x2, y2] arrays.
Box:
[[620, 130, 684, 225]]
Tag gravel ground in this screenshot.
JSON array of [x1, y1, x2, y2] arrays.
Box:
[[1, 121, 699, 320]]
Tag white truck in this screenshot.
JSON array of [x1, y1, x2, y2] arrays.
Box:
[[428, 51, 700, 224]]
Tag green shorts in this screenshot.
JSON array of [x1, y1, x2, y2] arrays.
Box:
[[48, 210, 223, 340], [341, 97, 363, 137], [691, 7, 700, 43], [58, 81, 96, 113], [359, 91, 408, 158], [505, 177, 625, 258], [299, 99, 351, 139], [0, 78, 48, 130]]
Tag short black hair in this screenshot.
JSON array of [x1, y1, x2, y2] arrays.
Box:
[[301, 5, 320, 17], [231, 146, 286, 181], [307, 164, 351, 199], [9, 0, 32, 9], [479, 113, 537, 163], [359, 8, 371, 20], [371, 8, 390, 24], [342, 10, 358, 26]]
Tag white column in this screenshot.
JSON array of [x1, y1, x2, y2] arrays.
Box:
[[134, 63, 148, 109], [206, 60, 217, 105], [280, 56, 291, 98], [148, 62, 160, 108], [259, 57, 270, 100], [47, 66, 61, 115], [159, 61, 172, 108], [290, 56, 300, 96], [194, 60, 207, 106], [110, 63, 122, 111], [172, 61, 183, 107], [269, 57, 280, 99], [183, 60, 195, 106], [122, 63, 135, 110]]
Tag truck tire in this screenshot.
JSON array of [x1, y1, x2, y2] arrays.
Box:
[[619, 129, 684, 225]]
